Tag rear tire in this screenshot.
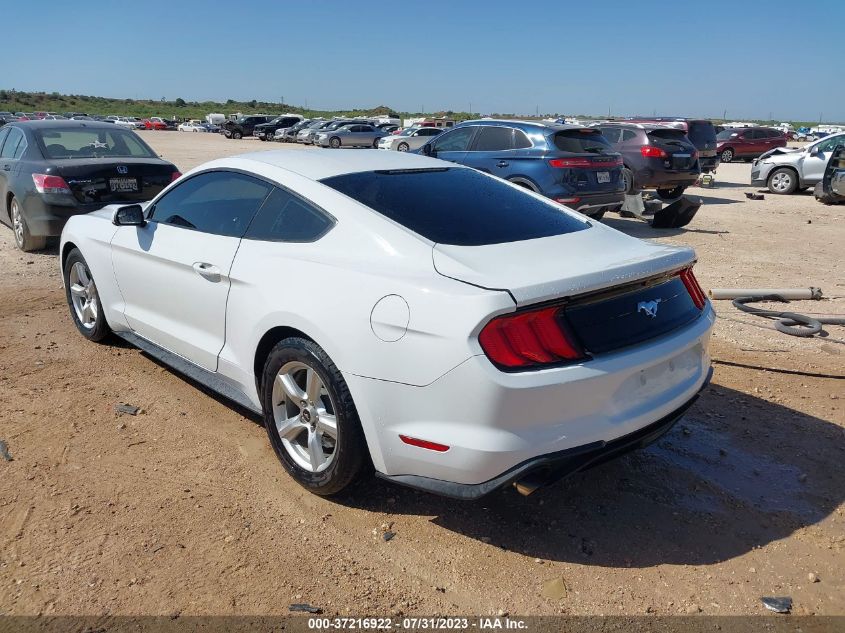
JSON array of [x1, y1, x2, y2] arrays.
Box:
[[10, 196, 46, 252], [719, 148, 734, 163], [261, 337, 367, 496], [767, 168, 798, 195], [622, 167, 639, 194], [63, 248, 111, 342], [586, 208, 606, 220]]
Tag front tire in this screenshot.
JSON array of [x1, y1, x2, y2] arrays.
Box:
[[329, 137, 341, 149], [10, 196, 46, 252], [767, 168, 798, 194], [63, 248, 111, 342], [261, 337, 367, 496], [232, 131, 243, 139], [397, 142, 410, 152]]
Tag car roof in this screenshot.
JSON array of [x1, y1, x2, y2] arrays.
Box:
[[230, 149, 463, 180], [458, 118, 584, 132], [10, 119, 121, 131], [597, 121, 678, 132]]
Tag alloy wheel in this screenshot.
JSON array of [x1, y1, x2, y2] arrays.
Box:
[[11, 199, 24, 249], [68, 261, 99, 329], [271, 361, 338, 473], [770, 171, 792, 193]]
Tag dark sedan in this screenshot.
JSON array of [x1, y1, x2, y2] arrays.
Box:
[[0, 120, 180, 251]]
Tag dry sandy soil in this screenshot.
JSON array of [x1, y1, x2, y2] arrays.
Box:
[[1, 131, 843, 617]]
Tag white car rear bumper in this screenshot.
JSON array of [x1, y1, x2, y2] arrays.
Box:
[[346, 305, 715, 498]]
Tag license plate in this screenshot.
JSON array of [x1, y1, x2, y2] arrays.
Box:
[[597, 171, 610, 183], [673, 154, 690, 159], [109, 177, 138, 192]]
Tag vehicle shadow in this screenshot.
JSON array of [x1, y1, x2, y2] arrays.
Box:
[[336, 385, 845, 568], [603, 216, 729, 238]]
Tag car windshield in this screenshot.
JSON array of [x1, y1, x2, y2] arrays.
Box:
[[716, 129, 739, 140], [36, 128, 158, 159], [320, 168, 589, 246], [552, 129, 612, 153], [398, 127, 418, 137]]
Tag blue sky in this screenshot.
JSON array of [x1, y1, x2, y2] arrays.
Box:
[[5, 0, 843, 122]]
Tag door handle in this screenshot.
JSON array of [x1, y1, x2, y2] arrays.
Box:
[[496, 161, 509, 168], [192, 262, 222, 281]]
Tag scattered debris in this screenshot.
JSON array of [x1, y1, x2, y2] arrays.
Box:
[[496, 609, 508, 617], [540, 576, 567, 600], [761, 596, 792, 614], [383, 531, 395, 542], [745, 193, 765, 200], [115, 404, 141, 416], [0, 440, 12, 462], [289, 603, 322, 614], [808, 572, 820, 583]]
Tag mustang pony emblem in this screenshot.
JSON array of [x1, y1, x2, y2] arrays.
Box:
[[637, 299, 663, 318]]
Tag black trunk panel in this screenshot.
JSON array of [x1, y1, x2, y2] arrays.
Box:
[[563, 277, 701, 354]]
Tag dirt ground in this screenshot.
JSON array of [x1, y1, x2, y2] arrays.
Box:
[[1, 131, 843, 617]]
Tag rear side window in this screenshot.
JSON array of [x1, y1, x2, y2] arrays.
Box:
[[320, 168, 588, 246], [0, 128, 24, 159], [599, 127, 621, 144], [472, 126, 516, 151], [552, 129, 612, 152], [245, 187, 334, 242], [150, 171, 272, 237]]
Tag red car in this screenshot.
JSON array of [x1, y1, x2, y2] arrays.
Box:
[[143, 117, 168, 130], [715, 127, 787, 163]]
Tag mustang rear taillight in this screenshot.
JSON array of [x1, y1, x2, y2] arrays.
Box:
[[32, 173, 71, 194], [479, 306, 586, 370], [549, 157, 623, 168], [679, 267, 707, 309], [640, 146, 668, 158]]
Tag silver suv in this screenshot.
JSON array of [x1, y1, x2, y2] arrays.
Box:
[[752, 133, 845, 194]]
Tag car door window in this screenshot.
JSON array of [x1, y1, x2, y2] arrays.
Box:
[[420, 128, 441, 137], [621, 129, 638, 142], [0, 128, 24, 159], [816, 136, 844, 153], [0, 128, 10, 153], [149, 171, 272, 237], [244, 187, 334, 243], [471, 126, 514, 151], [433, 127, 475, 152]]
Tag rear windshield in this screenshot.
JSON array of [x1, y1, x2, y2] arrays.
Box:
[[686, 121, 717, 147], [320, 168, 588, 246], [36, 128, 158, 159], [552, 129, 612, 153], [647, 129, 689, 141]]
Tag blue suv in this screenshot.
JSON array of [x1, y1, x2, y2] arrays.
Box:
[[419, 120, 625, 219]]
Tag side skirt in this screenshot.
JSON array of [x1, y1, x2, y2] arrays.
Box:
[[114, 331, 262, 416]]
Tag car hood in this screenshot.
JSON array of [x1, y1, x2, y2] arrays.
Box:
[[758, 146, 802, 162], [432, 222, 696, 306]]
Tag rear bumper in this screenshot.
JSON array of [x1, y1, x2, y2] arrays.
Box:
[[377, 374, 711, 500], [349, 304, 715, 498], [21, 195, 116, 237], [567, 190, 626, 211], [635, 168, 700, 190]]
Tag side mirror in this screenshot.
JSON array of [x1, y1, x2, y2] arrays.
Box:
[[113, 204, 146, 227], [422, 143, 436, 157]]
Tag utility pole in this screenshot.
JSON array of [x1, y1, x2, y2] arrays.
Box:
[[469, 102, 472, 115], [723, 108, 727, 120]]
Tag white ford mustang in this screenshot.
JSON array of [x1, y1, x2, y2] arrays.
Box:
[[60, 150, 714, 498]]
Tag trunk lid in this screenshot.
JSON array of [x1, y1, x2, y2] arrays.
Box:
[[432, 223, 696, 306], [51, 158, 175, 204], [550, 129, 623, 193], [647, 129, 698, 171]]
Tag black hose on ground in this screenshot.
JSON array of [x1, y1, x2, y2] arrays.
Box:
[[732, 295, 845, 337]]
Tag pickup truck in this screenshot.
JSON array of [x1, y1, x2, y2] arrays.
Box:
[[221, 115, 275, 139]]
